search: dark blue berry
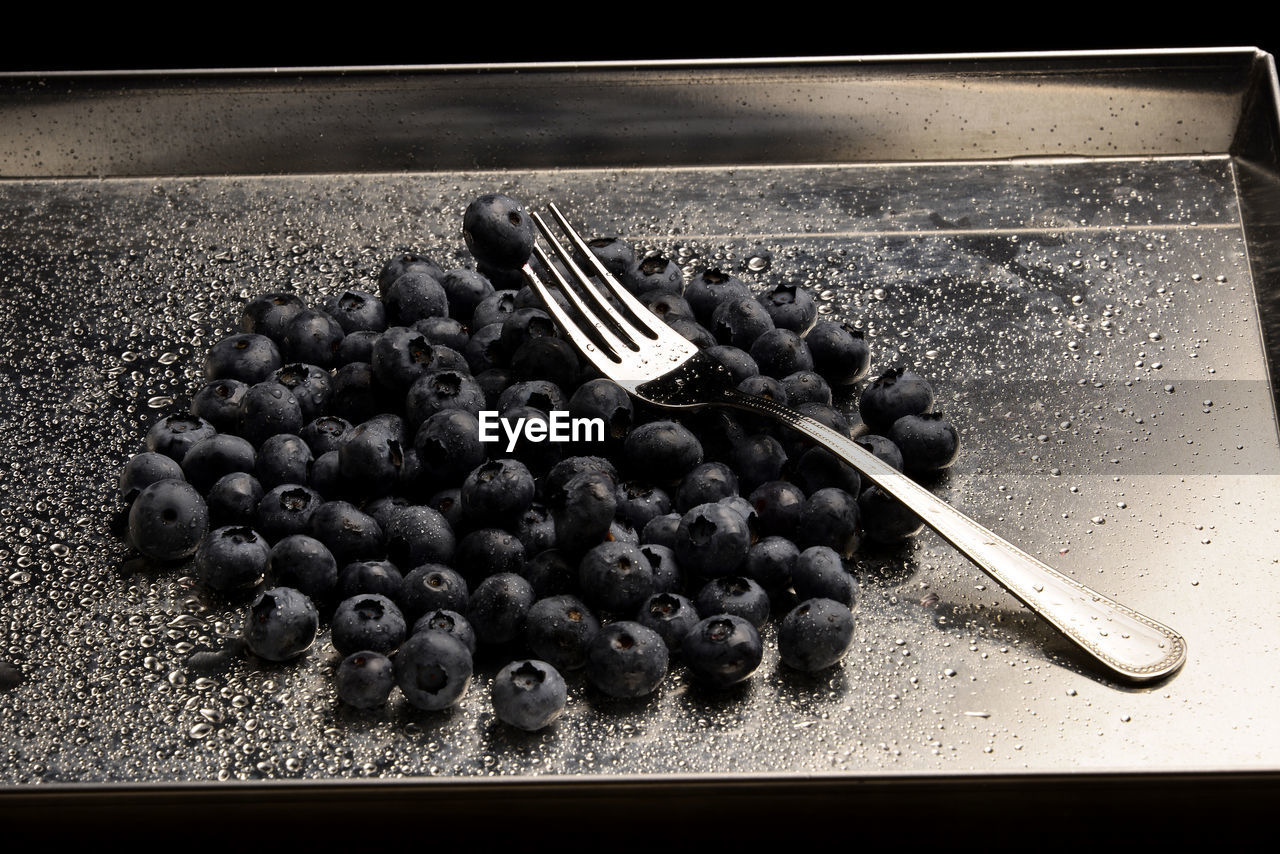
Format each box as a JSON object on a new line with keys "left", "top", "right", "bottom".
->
{"left": 267, "top": 534, "right": 338, "bottom": 601}
{"left": 585, "top": 622, "right": 668, "bottom": 699}
{"left": 859, "top": 369, "right": 934, "bottom": 434}
{"left": 120, "top": 452, "right": 185, "bottom": 504}
{"left": 204, "top": 333, "right": 283, "bottom": 384}
{"left": 145, "top": 415, "right": 217, "bottom": 463}
{"left": 128, "top": 479, "right": 208, "bottom": 561}
{"left": 331, "top": 594, "right": 407, "bottom": 656}
{"left": 336, "top": 651, "right": 395, "bottom": 709}
{"left": 492, "top": 660, "right": 567, "bottom": 731}
{"left": 463, "top": 194, "right": 536, "bottom": 270}
{"left": 395, "top": 630, "right": 473, "bottom": 710}
{"left": 779, "top": 598, "right": 854, "bottom": 671}
{"left": 889, "top": 413, "right": 960, "bottom": 474}
{"left": 195, "top": 525, "right": 268, "bottom": 591}
{"left": 525, "top": 594, "right": 600, "bottom": 671}
{"left": 243, "top": 587, "right": 318, "bottom": 661}
{"left": 681, "top": 615, "right": 763, "bottom": 688}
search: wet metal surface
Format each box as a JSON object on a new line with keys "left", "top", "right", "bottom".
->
{"left": 1, "top": 157, "right": 1278, "bottom": 784}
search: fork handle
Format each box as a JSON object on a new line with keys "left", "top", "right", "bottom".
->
{"left": 717, "top": 387, "right": 1186, "bottom": 683}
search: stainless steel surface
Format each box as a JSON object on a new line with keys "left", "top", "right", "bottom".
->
{"left": 527, "top": 204, "right": 1186, "bottom": 682}
{"left": 1, "top": 54, "right": 1279, "bottom": 792}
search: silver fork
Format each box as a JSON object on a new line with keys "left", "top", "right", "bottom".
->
{"left": 522, "top": 203, "right": 1186, "bottom": 684}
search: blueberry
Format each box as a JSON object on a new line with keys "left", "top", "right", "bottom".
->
{"left": 587, "top": 237, "right": 636, "bottom": 279}
{"left": 859, "top": 368, "right": 934, "bottom": 434}
{"left": 639, "top": 543, "right": 682, "bottom": 593}
{"left": 743, "top": 536, "right": 798, "bottom": 593}
{"left": 728, "top": 433, "right": 787, "bottom": 493}
{"left": 255, "top": 433, "right": 314, "bottom": 490}
{"left": 703, "top": 345, "right": 759, "bottom": 385}
{"left": 463, "top": 194, "right": 536, "bottom": 270}
{"left": 395, "top": 629, "right": 473, "bottom": 711}
{"left": 372, "top": 327, "right": 467, "bottom": 394}
{"left": 384, "top": 505, "right": 456, "bottom": 570}
{"left": 710, "top": 296, "right": 775, "bottom": 349}
{"left": 749, "top": 328, "right": 814, "bottom": 379}
{"left": 855, "top": 434, "right": 904, "bottom": 473}
{"left": 525, "top": 594, "right": 600, "bottom": 671}
{"left": 266, "top": 534, "right": 338, "bottom": 601}
{"left": 585, "top": 622, "right": 669, "bottom": 699}
{"left": 337, "top": 418, "right": 407, "bottom": 496}
{"left": 614, "top": 481, "right": 672, "bottom": 531}
{"left": 411, "top": 609, "right": 477, "bottom": 655}
{"left": 256, "top": 484, "right": 323, "bottom": 542}
{"left": 282, "top": 308, "right": 345, "bottom": 368}
{"left": 190, "top": 379, "right": 249, "bottom": 433}
{"left": 272, "top": 363, "right": 331, "bottom": 422}
{"left": 238, "top": 382, "right": 304, "bottom": 447}
{"left": 240, "top": 293, "right": 304, "bottom": 343}
{"left": 550, "top": 471, "right": 616, "bottom": 556}
{"left": 179, "top": 434, "right": 256, "bottom": 492}
{"left": 336, "top": 651, "right": 395, "bottom": 710}
{"left": 779, "top": 598, "right": 855, "bottom": 672}
{"left": 640, "top": 513, "right": 681, "bottom": 550}
{"left": 379, "top": 252, "right": 446, "bottom": 299}
{"left": 542, "top": 456, "right": 618, "bottom": 507}
{"left": 796, "top": 488, "right": 861, "bottom": 557}
{"left": 674, "top": 502, "right": 750, "bottom": 579}
{"left": 859, "top": 485, "right": 925, "bottom": 544}
{"left": 523, "top": 549, "right": 576, "bottom": 598}
{"left": 623, "top": 420, "right": 703, "bottom": 486}
{"left": 496, "top": 379, "right": 567, "bottom": 414}
{"left": 400, "top": 564, "right": 469, "bottom": 622}
{"left": 804, "top": 321, "right": 869, "bottom": 385}
{"left": 336, "top": 331, "right": 380, "bottom": 366}
{"left": 623, "top": 254, "right": 683, "bottom": 294}
{"left": 455, "top": 528, "right": 526, "bottom": 583}
{"left": 792, "top": 546, "right": 856, "bottom": 607}
{"left": 681, "top": 615, "right": 763, "bottom": 688}
{"left": 492, "top": 660, "right": 567, "bottom": 731}
{"left": 119, "top": 452, "right": 185, "bottom": 504}
{"left": 638, "top": 290, "right": 695, "bottom": 322}
{"left": 331, "top": 594, "right": 407, "bottom": 656}
{"left": 206, "top": 472, "right": 264, "bottom": 527}
{"left": 510, "top": 338, "right": 581, "bottom": 392}
{"left": 635, "top": 592, "right": 700, "bottom": 650}
{"left": 405, "top": 370, "right": 487, "bottom": 429}
{"left": 306, "top": 501, "right": 384, "bottom": 565}
{"left": 694, "top": 576, "right": 770, "bottom": 628}
{"left": 780, "top": 371, "right": 831, "bottom": 407}
{"left": 675, "top": 462, "right": 738, "bottom": 513}
{"left": 323, "top": 289, "right": 387, "bottom": 334}
{"left": 684, "top": 268, "right": 751, "bottom": 325}
{"left": 467, "top": 572, "right": 536, "bottom": 646}
{"left": 337, "top": 559, "right": 404, "bottom": 602}
{"left": 578, "top": 541, "right": 656, "bottom": 615}
{"left": 300, "top": 415, "right": 354, "bottom": 456}
{"left": 666, "top": 317, "right": 717, "bottom": 349}
{"left": 243, "top": 587, "right": 319, "bottom": 661}
{"left": 386, "top": 270, "right": 449, "bottom": 325}
{"left": 515, "top": 502, "right": 558, "bottom": 555}
{"left": 790, "top": 447, "right": 860, "bottom": 497}
{"left": 412, "top": 316, "right": 470, "bottom": 352}
{"left": 204, "top": 333, "right": 283, "bottom": 384}
{"left": 462, "top": 459, "right": 536, "bottom": 526}
{"left": 438, "top": 269, "right": 495, "bottom": 323}
{"left": 144, "top": 415, "right": 217, "bottom": 463}
{"left": 747, "top": 480, "right": 806, "bottom": 539}
{"left": 195, "top": 525, "right": 269, "bottom": 591}
{"left": 128, "top": 479, "right": 208, "bottom": 561}
{"left": 329, "top": 362, "right": 393, "bottom": 424}
{"left": 471, "top": 290, "right": 519, "bottom": 331}
{"left": 889, "top": 413, "right": 960, "bottom": 474}
{"left": 757, "top": 283, "right": 817, "bottom": 333}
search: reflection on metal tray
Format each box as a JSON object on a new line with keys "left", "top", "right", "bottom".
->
{"left": 1, "top": 51, "right": 1278, "bottom": 808}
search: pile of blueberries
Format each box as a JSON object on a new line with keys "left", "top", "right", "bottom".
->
{"left": 118, "top": 193, "right": 959, "bottom": 731}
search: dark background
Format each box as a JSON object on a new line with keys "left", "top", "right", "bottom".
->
{"left": 0, "top": 16, "right": 1274, "bottom": 72}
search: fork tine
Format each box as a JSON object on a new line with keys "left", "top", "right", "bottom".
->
{"left": 523, "top": 247, "right": 631, "bottom": 375}
{"left": 546, "top": 202, "right": 688, "bottom": 348}
{"left": 529, "top": 211, "right": 646, "bottom": 351}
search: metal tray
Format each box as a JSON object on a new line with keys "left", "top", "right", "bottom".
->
{"left": 3, "top": 51, "right": 1280, "bottom": 828}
